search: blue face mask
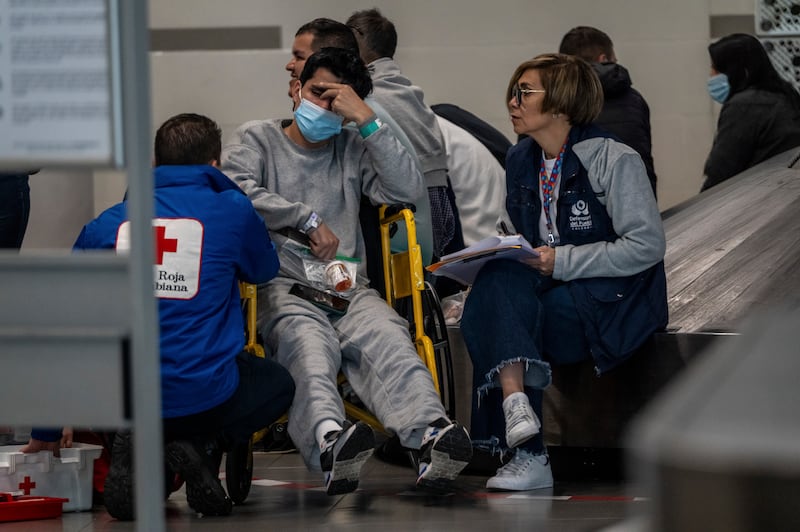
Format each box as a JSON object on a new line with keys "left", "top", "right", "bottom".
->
{"left": 293, "top": 90, "right": 342, "bottom": 142}
{"left": 707, "top": 73, "right": 730, "bottom": 104}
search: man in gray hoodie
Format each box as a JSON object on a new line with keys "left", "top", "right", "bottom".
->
{"left": 346, "top": 8, "right": 455, "bottom": 257}
{"left": 221, "top": 47, "right": 471, "bottom": 497}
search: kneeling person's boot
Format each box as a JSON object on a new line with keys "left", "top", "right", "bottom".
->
{"left": 104, "top": 431, "right": 135, "bottom": 521}
{"left": 165, "top": 439, "right": 232, "bottom": 516}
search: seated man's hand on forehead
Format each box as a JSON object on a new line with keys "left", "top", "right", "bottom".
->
{"left": 313, "top": 81, "right": 374, "bottom": 126}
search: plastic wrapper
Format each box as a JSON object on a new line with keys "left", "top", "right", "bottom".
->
{"left": 441, "top": 289, "right": 470, "bottom": 325}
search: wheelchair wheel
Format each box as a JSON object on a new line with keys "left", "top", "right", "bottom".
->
{"left": 397, "top": 282, "right": 457, "bottom": 420}
{"left": 421, "top": 281, "right": 457, "bottom": 419}
{"left": 225, "top": 439, "right": 253, "bottom": 505}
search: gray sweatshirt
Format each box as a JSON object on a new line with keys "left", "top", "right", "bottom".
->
{"left": 368, "top": 57, "right": 449, "bottom": 188}
{"left": 555, "top": 137, "right": 666, "bottom": 281}
{"left": 221, "top": 119, "right": 424, "bottom": 280}
{"left": 499, "top": 135, "right": 665, "bottom": 282}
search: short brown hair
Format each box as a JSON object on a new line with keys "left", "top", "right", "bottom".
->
{"left": 505, "top": 53, "right": 603, "bottom": 126}
{"left": 154, "top": 113, "right": 221, "bottom": 166}
{"left": 559, "top": 26, "right": 614, "bottom": 63}
{"left": 296, "top": 18, "right": 359, "bottom": 54}
{"left": 346, "top": 8, "right": 397, "bottom": 59}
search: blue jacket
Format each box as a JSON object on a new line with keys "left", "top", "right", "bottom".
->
{"left": 74, "top": 165, "right": 279, "bottom": 417}
{"left": 506, "top": 125, "right": 667, "bottom": 372}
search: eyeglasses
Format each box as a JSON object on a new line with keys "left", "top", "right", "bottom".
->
{"left": 512, "top": 85, "right": 546, "bottom": 106}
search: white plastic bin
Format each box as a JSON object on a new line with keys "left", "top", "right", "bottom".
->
{"left": 0, "top": 443, "right": 103, "bottom": 512}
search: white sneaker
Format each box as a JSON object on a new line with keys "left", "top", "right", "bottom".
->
{"left": 503, "top": 392, "right": 540, "bottom": 448}
{"left": 486, "top": 449, "right": 553, "bottom": 491}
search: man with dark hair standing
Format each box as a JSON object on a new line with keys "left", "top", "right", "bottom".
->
{"left": 26, "top": 113, "right": 295, "bottom": 520}
{"left": 559, "top": 26, "right": 658, "bottom": 198}
{"left": 346, "top": 8, "right": 455, "bottom": 258}
{"left": 285, "top": 18, "right": 361, "bottom": 98}
{"left": 222, "top": 47, "right": 471, "bottom": 496}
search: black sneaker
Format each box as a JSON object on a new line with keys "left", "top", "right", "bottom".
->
{"left": 165, "top": 439, "right": 232, "bottom": 517}
{"left": 416, "top": 418, "right": 472, "bottom": 493}
{"left": 319, "top": 421, "right": 375, "bottom": 495}
{"left": 104, "top": 431, "right": 134, "bottom": 521}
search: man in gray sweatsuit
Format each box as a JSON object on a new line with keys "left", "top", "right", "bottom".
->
{"left": 220, "top": 47, "right": 471, "bottom": 496}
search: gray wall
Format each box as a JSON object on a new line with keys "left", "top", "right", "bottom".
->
{"left": 23, "top": 0, "right": 755, "bottom": 249}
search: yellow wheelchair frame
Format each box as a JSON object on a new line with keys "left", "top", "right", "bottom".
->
{"left": 239, "top": 282, "right": 264, "bottom": 359}
{"left": 227, "top": 205, "right": 451, "bottom": 503}
{"left": 338, "top": 205, "right": 442, "bottom": 429}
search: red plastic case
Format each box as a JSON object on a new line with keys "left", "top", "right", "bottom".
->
{"left": 0, "top": 492, "right": 69, "bottom": 522}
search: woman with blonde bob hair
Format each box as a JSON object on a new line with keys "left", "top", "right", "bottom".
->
{"left": 459, "top": 53, "right": 668, "bottom": 491}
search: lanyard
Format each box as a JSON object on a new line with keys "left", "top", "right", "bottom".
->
{"left": 539, "top": 140, "right": 568, "bottom": 246}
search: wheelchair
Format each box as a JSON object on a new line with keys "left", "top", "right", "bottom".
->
{"left": 344, "top": 204, "right": 456, "bottom": 426}
{"left": 220, "top": 281, "right": 266, "bottom": 505}
{"left": 223, "top": 204, "right": 455, "bottom": 504}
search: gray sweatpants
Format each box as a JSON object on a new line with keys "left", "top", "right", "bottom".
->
{"left": 259, "top": 277, "right": 446, "bottom": 470}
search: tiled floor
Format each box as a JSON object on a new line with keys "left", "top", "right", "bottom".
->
{"left": 5, "top": 449, "right": 646, "bottom": 531}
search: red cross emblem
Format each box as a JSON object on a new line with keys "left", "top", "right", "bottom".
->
{"left": 18, "top": 476, "right": 36, "bottom": 495}
{"left": 154, "top": 225, "right": 178, "bottom": 265}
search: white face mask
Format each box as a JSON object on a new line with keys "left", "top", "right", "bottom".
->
{"left": 293, "top": 89, "right": 342, "bottom": 142}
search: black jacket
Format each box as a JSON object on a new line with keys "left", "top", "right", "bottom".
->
{"left": 593, "top": 62, "right": 657, "bottom": 198}
{"left": 703, "top": 88, "right": 800, "bottom": 191}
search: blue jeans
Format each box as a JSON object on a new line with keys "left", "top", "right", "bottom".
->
{"left": 460, "top": 260, "right": 590, "bottom": 455}
{"left": 0, "top": 174, "right": 30, "bottom": 249}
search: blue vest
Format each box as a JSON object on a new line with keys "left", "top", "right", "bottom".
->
{"left": 506, "top": 126, "right": 667, "bottom": 372}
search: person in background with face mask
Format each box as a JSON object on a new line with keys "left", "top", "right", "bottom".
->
{"left": 220, "top": 47, "right": 472, "bottom": 497}
{"left": 703, "top": 33, "right": 800, "bottom": 191}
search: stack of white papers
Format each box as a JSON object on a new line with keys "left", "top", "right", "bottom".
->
{"left": 426, "top": 234, "right": 539, "bottom": 285}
